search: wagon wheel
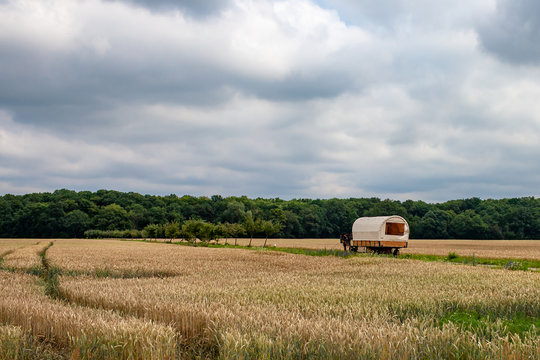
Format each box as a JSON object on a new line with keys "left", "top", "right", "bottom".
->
{"left": 393, "top": 248, "right": 400, "bottom": 257}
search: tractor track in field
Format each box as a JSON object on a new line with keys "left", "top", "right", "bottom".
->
{"left": 35, "top": 241, "right": 178, "bottom": 301}
{"left": 31, "top": 241, "right": 215, "bottom": 357}
{"left": 0, "top": 242, "right": 44, "bottom": 273}
{"left": 0, "top": 241, "right": 42, "bottom": 261}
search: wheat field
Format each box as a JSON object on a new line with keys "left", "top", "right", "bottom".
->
{"left": 0, "top": 238, "right": 539, "bottom": 359}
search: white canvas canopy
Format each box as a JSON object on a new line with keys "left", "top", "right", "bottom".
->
{"left": 352, "top": 215, "right": 409, "bottom": 242}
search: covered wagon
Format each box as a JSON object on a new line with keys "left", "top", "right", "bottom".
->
{"left": 341, "top": 215, "right": 409, "bottom": 256}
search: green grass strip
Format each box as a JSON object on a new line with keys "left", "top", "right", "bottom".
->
{"left": 400, "top": 253, "right": 540, "bottom": 271}
{"left": 36, "top": 242, "right": 64, "bottom": 299}
{"left": 440, "top": 310, "right": 540, "bottom": 338}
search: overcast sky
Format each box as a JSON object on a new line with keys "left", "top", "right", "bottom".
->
{"left": 1, "top": 0, "right": 539, "bottom": 202}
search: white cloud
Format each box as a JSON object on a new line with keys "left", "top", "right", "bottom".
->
{"left": 0, "top": 0, "right": 538, "bottom": 201}
{"left": 0, "top": 0, "right": 78, "bottom": 52}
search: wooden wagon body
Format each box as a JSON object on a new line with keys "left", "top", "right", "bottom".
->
{"left": 350, "top": 215, "right": 409, "bottom": 255}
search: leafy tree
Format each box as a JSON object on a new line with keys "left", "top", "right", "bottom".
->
{"left": 181, "top": 219, "right": 215, "bottom": 244}
{"left": 271, "top": 208, "right": 287, "bottom": 225}
{"left": 260, "top": 220, "right": 281, "bottom": 247}
{"left": 14, "top": 202, "right": 61, "bottom": 237}
{"left": 299, "top": 206, "right": 323, "bottom": 237}
{"left": 62, "top": 210, "right": 90, "bottom": 237}
{"left": 128, "top": 204, "right": 148, "bottom": 229}
{"left": 403, "top": 200, "right": 431, "bottom": 218}
{"left": 164, "top": 221, "right": 180, "bottom": 242}
{"left": 214, "top": 222, "right": 229, "bottom": 244}
{"left": 220, "top": 201, "right": 246, "bottom": 223}
{"left": 322, "top": 199, "right": 358, "bottom": 235}
{"left": 415, "top": 210, "right": 452, "bottom": 239}
{"left": 365, "top": 199, "right": 408, "bottom": 218}
{"left": 281, "top": 210, "right": 302, "bottom": 238}
{"left": 229, "top": 223, "right": 246, "bottom": 246}
{"left": 165, "top": 203, "right": 184, "bottom": 223}
{"left": 197, "top": 222, "right": 216, "bottom": 243}
{"left": 92, "top": 204, "right": 130, "bottom": 231}
{"left": 148, "top": 206, "right": 168, "bottom": 225}
{"left": 0, "top": 199, "right": 15, "bottom": 237}
{"left": 143, "top": 224, "right": 160, "bottom": 240}
{"left": 503, "top": 203, "right": 538, "bottom": 239}
{"left": 194, "top": 197, "right": 215, "bottom": 222}
{"left": 450, "top": 210, "right": 489, "bottom": 239}
{"left": 181, "top": 219, "right": 200, "bottom": 244}
{"left": 243, "top": 211, "right": 257, "bottom": 247}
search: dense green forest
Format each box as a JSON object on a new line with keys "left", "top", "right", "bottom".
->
{"left": 0, "top": 189, "right": 538, "bottom": 239}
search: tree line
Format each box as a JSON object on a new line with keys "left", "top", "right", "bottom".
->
{"left": 0, "top": 189, "right": 538, "bottom": 239}
{"left": 84, "top": 215, "right": 280, "bottom": 247}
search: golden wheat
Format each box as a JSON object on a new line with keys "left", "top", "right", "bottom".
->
{"left": 0, "top": 239, "right": 41, "bottom": 253}
{"left": 2, "top": 238, "right": 539, "bottom": 358}
{"left": 47, "top": 239, "right": 311, "bottom": 276}
{"left": 0, "top": 325, "right": 26, "bottom": 360}
{"left": 55, "top": 240, "right": 540, "bottom": 359}
{"left": 0, "top": 271, "right": 178, "bottom": 359}
{"left": 1, "top": 241, "right": 48, "bottom": 270}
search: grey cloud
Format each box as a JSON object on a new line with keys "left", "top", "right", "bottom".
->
{"left": 104, "top": 0, "right": 232, "bottom": 17}
{"left": 477, "top": 0, "right": 540, "bottom": 65}
{"left": 248, "top": 70, "right": 360, "bottom": 102}
{"left": 317, "top": 0, "right": 481, "bottom": 30}
{"left": 0, "top": 35, "right": 364, "bottom": 132}
{"left": 317, "top": 0, "right": 414, "bottom": 28}
{"left": 0, "top": 52, "right": 235, "bottom": 129}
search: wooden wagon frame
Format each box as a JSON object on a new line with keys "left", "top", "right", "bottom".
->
{"left": 346, "top": 215, "right": 409, "bottom": 256}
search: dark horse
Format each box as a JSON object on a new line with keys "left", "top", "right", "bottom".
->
{"left": 339, "top": 233, "right": 352, "bottom": 251}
